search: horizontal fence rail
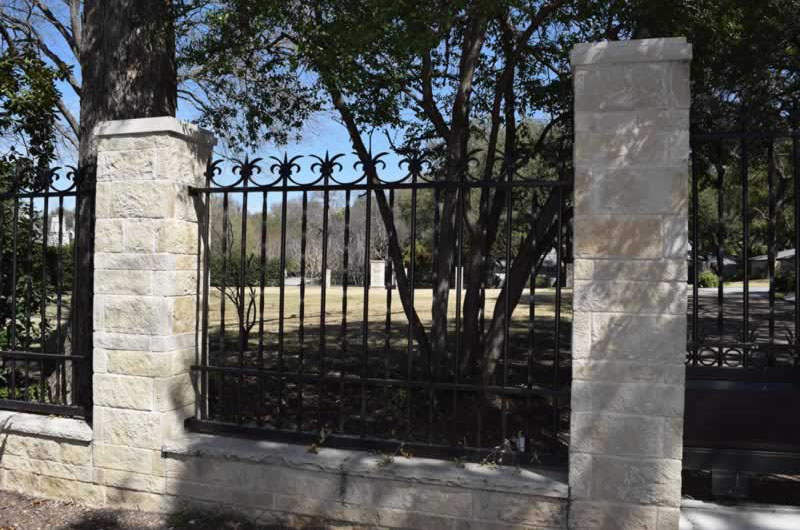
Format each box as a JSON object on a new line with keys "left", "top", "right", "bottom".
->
{"left": 689, "top": 130, "right": 800, "bottom": 372}
{"left": 190, "top": 150, "right": 573, "bottom": 463}
{"left": 0, "top": 160, "right": 91, "bottom": 416}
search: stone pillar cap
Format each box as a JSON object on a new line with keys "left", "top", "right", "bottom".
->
{"left": 93, "top": 116, "right": 216, "bottom": 147}
{"left": 571, "top": 37, "right": 692, "bottom": 67}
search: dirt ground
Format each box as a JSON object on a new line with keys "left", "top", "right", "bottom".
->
{"left": 0, "top": 490, "right": 312, "bottom": 530}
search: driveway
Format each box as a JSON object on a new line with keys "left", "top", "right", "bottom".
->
{"left": 682, "top": 500, "right": 800, "bottom": 530}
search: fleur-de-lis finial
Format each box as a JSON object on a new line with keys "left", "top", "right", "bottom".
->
{"left": 354, "top": 148, "right": 388, "bottom": 174}
{"left": 399, "top": 149, "right": 430, "bottom": 178}
{"left": 269, "top": 152, "right": 302, "bottom": 180}
{"left": 310, "top": 151, "right": 344, "bottom": 178}
{"left": 233, "top": 155, "right": 264, "bottom": 183}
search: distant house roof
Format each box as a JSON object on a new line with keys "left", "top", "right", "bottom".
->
{"left": 751, "top": 249, "right": 796, "bottom": 262}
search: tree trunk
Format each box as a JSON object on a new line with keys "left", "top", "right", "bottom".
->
{"left": 481, "top": 194, "right": 570, "bottom": 385}
{"left": 75, "top": 0, "right": 176, "bottom": 410}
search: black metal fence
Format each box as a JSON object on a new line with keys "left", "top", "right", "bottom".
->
{"left": 0, "top": 159, "right": 91, "bottom": 416}
{"left": 689, "top": 130, "right": 800, "bottom": 369}
{"left": 189, "top": 150, "right": 572, "bottom": 463}
{"left": 685, "top": 129, "right": 800, "bottom": 470}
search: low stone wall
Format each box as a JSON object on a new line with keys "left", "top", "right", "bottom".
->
{"left": 0, "top": 411, "right": 100, "bottom": 504}
{"left": 162, "top": 435, "right": 568, "bottom": 529}
{"left": 0, "top": 410, "right": 568, "bottom": 529}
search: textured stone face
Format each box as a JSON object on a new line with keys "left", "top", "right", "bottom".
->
{"left": 89, "top": 119, "right": 212, "bottom": 511}
{"left": 569, "top": 37, "right": 690, "bottom": 530}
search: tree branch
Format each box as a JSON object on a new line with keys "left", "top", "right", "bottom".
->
{"left": 420, "top": 51, "right": 450, "bottom": 139}
{"left": 1, "top": 15, "right": 82, "bottom": 96}
{"left": 30, "top": 0, "right": 80, "bottom": 58}
{"left": 68, "top": 0, "right": 81, "bottom": 51}
{"left": 54, "top": 119, "right": 78, "bottom": 150}
{"left": 55, "top": 97, "right": 79, "bottom": 139}
{"left": 324, "top": 77, "right": 433, "bottom": 360}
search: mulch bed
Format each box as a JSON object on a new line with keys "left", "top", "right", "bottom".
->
{"left": 0, "top": 490, "right": 310, "bottom": 530}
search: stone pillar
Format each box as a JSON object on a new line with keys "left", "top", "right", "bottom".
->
{"left": 569, "top": 38, "right": 691, "bottom": 530}
{"left": 92, "top": 117, "right": 214, "bottom": 509}
{"left": 370, "top": 259, "right": 386, "bottom": 288}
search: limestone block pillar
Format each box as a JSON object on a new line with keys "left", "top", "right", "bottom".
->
{"left": 91, "top": 117, "right": 214, "bottom": 509}
{"left": 569, "top": 38, "right": 691, "bottom": 530}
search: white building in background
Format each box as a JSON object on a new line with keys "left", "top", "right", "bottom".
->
{"left": 46, "top": 209, "right": 76, "bottom": 247}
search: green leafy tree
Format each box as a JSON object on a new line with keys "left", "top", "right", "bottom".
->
{"left": 182, "top": 0, "right": 584, "bottom": 383}
{"left": 180, "top": 0, "right": 799, "bottom": 383}
{"left": 1, "top": 40, "right": 62, "bottom": 356}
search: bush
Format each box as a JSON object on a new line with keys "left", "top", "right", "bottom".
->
{"left": 774, "top": 267, "right": 796, "bottom": 294}
{"left": 534, "top": 275, "right": 552, "bottom": 288}
{"left": 209, "top": 253, "right": 286, "bottom": 287}
{"left": 697, "top": 270, "right": 720, "bottom": 288}
{"left": 721, "top": 267, "right": 743, "bottom": 283}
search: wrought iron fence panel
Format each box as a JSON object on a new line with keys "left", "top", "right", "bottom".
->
{"left": 683, "top": 128, "right": 800, "bottom": 472}
{"left": 0, "top": 159, "right": 91, "bottom": 416}
{"left": 190, "top": 150, "right": 573, "bottom": 464}
{"left": 689, "top": 130, "right": 800, "bottom": 371}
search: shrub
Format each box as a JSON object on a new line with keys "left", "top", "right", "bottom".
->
{"left": 697, "top": 270, "right": 720, "bottom": 288}
{"left": 720, "top": 266, "right": 743, "bottom": 282}
{"left": 210, "top": 253, "right": 286, "bottom": 287}
{"left": 774, "top": 267, "right": 796, "bottom": 294}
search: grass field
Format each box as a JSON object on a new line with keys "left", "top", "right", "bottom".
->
{"left": 719, "top": 279, "right": 771, "bottom": 289}
{"left": 205, "top": 285, "right": 573, "bottom": 334}
{"left": 198, "top": 285, "right": 574, "bottom": 451}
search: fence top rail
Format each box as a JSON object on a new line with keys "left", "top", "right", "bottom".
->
{"left": 189, "top": 177, "right": 572, "bottom": 195}
{"left": 189, "top": 151, "right": 572, "bottom": 194}
{"left": 0, "top": 165, "right": 88, "bottom": 200}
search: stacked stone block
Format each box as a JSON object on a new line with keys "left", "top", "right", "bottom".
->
{"left": 161, "top": 436, "right": 569, "bottom": 529}
{"left": 90, "top": 117, "right": 213, "bottom": 511}
{"left": 569, "top": 38, "right": 691, "bottom": 530}
{"left": 0, "top": 412, "right": 99, "bottom": 503}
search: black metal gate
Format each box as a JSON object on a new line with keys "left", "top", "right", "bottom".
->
{"left": 686, "top": 129, "right": 800, "bottom": 473}
{"left": 0, "top": 158, "right": 92, "bottom": 417}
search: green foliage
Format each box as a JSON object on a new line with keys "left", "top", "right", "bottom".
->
{"left": 697, "top": 270, "right": 720, "bottom": 288}
{"left": 0, "top": 42, "right": 63, "bottom": 354}
{"left": 0, "top": 179, "right": 50, "bottom": 351}
{"left": 402, "top": 241, "right": 434, "bottom": 287}
{"left": 46, "top": 243, "right": 75, "bottom": 292}
{"left": 0, "top": 45, "right": 63, "bottom": 164}
{"left": 775, "top": 267, "right": 796, "bottom": 294}
{"left": 177, "top": 0, "right": 587, "bottom": 152}
{"left": 210, "top": 253, "right": 287, "bottom": 287}
{"left": 178, "top": 0, "right": 799, "bottom": 152}
{"left": 0, "top": 382, "right": 43, "bottom": 401}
